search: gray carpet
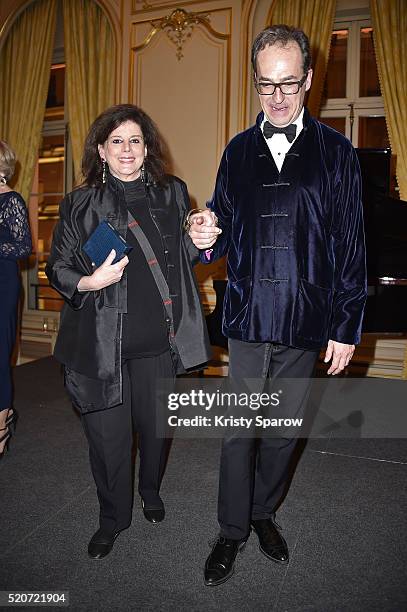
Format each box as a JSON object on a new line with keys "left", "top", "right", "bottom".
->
{"left": 0, "top": 358, "right": 406, "bottom": 611}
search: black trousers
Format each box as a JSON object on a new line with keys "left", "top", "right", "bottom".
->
{"left": 218, "top": 339, "right": 318, "bottom": 540}
{"left": 81, "top": 350, "right": 174, "bottom": 534}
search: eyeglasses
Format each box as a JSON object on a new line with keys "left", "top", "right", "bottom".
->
{"left": 254, "top": 74, "right": 307, "bottom": 96}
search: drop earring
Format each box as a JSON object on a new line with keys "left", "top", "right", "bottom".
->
{"left": 102, "top": 159, "right": 107, "bottom": 184}
{"left": 0, "top": 176, "right": 7, "bottom": 185}
{"left": 140, "top": 163, "right": 145, "bottom": 183}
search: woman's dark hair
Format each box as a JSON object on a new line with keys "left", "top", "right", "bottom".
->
{"left": 81, "top": 104, "right": 167, "bottom": 187}
{"left": 251, "top": 25, "right": 311, "bottom": 76}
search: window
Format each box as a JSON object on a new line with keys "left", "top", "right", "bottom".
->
{"left": 320, "top": 21, "right": 389, "bottom": 151}
{"left": 323, "top": 29, "right": 348, "bottom": 100}
{"left": 27, "top": 62, "right": 73, "bottom": 312}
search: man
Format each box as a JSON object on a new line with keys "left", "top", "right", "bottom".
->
{"left": 189, "top": 24, "right": 366, "bottom": 586}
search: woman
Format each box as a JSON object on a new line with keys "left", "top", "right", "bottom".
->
{"left": 46, "top": 104, "right": 217, "bottom": 559}
{"left": 0, "top": 140, "right": 32, "bottom": 459}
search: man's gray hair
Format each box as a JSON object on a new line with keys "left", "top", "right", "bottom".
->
{"left": 251, "top": 24, "right": 312, "bottom": 76}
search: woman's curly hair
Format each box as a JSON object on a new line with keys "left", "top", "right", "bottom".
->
{"left": 81, "top": 104, "right": 167, "bottom": 187}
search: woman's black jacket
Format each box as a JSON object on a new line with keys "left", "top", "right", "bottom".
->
{"left": 45, "top": 174, "right": 211, "bottom": 412}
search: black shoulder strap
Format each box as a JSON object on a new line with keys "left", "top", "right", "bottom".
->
{"left": 127, "top": 211, "right": 176, "bottom": 344}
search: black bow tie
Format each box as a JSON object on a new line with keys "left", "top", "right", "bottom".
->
{"left": 263, "top": 121, "right": 297, "bottom": 143}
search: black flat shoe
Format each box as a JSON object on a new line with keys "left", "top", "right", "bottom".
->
{"left": 88, "top": 529, "right": 119, "bottom": 559}
{"left": 251, "top": 518, "right": 289, "bottom": 564}
{"left": 204, "top": 536, "right": 247, "bottom": 586}
{"left": 141, "top": 500, "right": 165, "bottom": 523}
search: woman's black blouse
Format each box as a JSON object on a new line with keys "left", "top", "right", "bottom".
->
{"left": 121, "top": 178, "right": 169, "bottom": 358}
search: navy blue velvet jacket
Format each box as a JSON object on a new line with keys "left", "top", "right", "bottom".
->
{"left": 202, "top": 108, "right": 367, "bottom": 350}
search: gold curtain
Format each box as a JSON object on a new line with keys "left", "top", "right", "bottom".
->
{"left": 266, "top": 0, "right": 336, "bottom": 117}
{"left": 63, "top": 0, "right": 115, "bottom": 182}
{"left": 0, "top": 0, "right": 57, "bottom": 202}
{"left": 371, "top": 0, "right": 407, "bottom": 200}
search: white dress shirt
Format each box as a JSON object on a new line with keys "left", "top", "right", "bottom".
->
{"left": 261, "top": 108, "right": 304, "bottom": 172}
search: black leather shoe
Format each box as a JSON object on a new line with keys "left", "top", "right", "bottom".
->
{"left": 204, "top": 536, "right": 247, "bottom": 586}
{"left": 142, "top": 500, "right": 165, "bottom": 523}
{"left": 88, "top": 529, "right": 119, "bottom": 560}
{"left": 251, "top": 518, "right": 289, "bottom": 564}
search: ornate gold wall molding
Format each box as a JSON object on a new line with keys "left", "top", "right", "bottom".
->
{"left": 152, "top": 8, "right": 211, "bottom": 60}
{"left": 130, "top": 7, "right": 231, "bottom": 151}
{"left": 129, "top": 4, "right": 232, "bottom": 212}
{"left": 133, "top": 7, "right": 228, "bottom": 60}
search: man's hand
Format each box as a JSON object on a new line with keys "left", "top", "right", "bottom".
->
{"left": 188, "top": 209, "right": 222, "bottom": 250}
{"left": 324, "top": 339, "right": 355, "bottom": 375}
{"left": 77, "top": 249, "right": 129, "bottom": 291}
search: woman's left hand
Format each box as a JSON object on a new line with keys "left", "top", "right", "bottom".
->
{"left": 77, "top": 249, "right": 129, "bottom": 291}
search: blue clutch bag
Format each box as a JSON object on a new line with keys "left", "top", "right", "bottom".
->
{"left": 83, "top": 220, "right": 133, "bottom": 267}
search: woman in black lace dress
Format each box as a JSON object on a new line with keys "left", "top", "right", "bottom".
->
{"left": 0, "top": 140, "right": 32, "bottom": 458}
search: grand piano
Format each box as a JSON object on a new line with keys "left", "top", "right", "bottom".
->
{"left": 357, "top": 148, "right": 407, "bottom": 332}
